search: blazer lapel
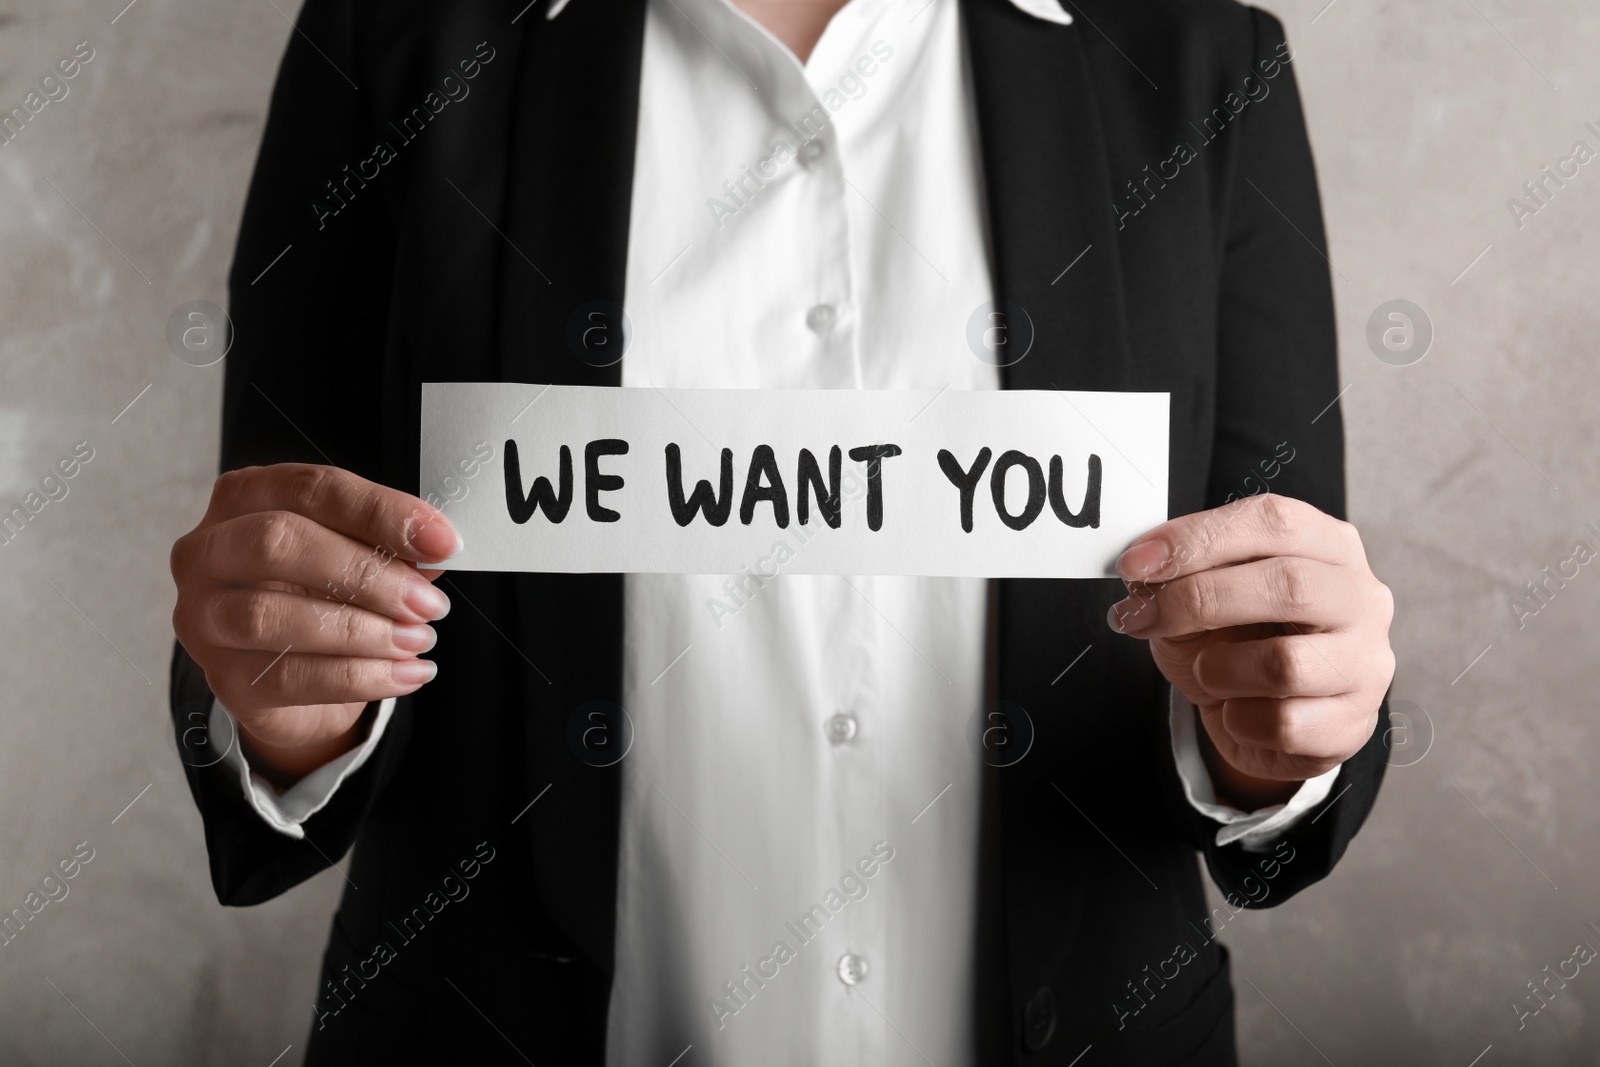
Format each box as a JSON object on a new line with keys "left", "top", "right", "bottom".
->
{"left": 497, "top": 0, "right": 647, "bottom": 389}
{"left": 495, "top": 0, "right": 649, "bottom": 976}
{"left": 965, "top": 0, "right": 1132, "bottom": 395}
{"left": 965, "top": 0, "right": 1133, "bottom": 1039}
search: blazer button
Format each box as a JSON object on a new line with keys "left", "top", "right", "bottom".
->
{"left": 1022, "top": 985, "right": 1057, "bottom": 1052}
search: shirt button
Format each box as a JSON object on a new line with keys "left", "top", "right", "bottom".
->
{"left": 798, "top": 139, "right": 825, "bottom": 167}
{"left": 836, "top": 953, "right": 869, "bottom": 986}
{"left": 826, "top": 711, "right": 857, "bottom": 744}
{"left": 805, "top": 304, "right": 836, "bottom": 335}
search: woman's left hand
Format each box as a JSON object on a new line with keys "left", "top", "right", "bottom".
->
{"left": 1108, "top": 493, "right": 1395, "bottom": 805}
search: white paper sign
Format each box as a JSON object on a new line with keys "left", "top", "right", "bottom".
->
{"left": 420, "top": 384, "right": 1167, "bottom": 578}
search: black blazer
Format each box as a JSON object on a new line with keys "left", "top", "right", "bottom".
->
{"left": 169, "top": 1, "right": 1389, "bottom": 1063}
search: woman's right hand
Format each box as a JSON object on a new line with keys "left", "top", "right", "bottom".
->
{"left": 170, "top": 463, "right": 458, "bottom": 786}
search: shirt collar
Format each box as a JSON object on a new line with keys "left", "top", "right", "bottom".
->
{"left": 545, "top": 0, "right": 1071, "bottom": 26}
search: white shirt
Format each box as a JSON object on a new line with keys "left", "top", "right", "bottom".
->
{"left": 213, "top": 1, "right": 1338, "bottom": 1063}
{"left": 614, "top": 0, "right": 996, "bottom": 1062}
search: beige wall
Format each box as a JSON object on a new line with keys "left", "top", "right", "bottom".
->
{"left": 1, "top": 0, "right": 1597, "bottom": 1062}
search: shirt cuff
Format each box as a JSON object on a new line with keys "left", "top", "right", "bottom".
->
{"left": 211, "top": 697, "right": 396, "bottom": 840}
{"left": 1169, "top": 687, "right": 1340, "bottom": 852}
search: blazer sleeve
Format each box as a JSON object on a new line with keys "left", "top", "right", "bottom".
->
{"left": 1174, "top": 6, "right": 1390, "bottom": 906}
{"left": 168, "top": 0, "right": 414, "bottom": 906}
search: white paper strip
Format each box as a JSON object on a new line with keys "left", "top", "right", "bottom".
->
{"left": 420, "top": 383, "right": 1167, "bottom": 578}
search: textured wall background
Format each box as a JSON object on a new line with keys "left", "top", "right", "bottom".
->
{"left": 1, "top": 0, "right": 1597, "bottom": 1063}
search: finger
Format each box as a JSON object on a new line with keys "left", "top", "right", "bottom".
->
{"left": 191, "top": 512, "right": 451, "bottom": 622}
{"left": 207, "top": 463, "right": 460, "bottom": 562}
{"left": 1116, "top": 493, "right": 1361, "bottom": 582}
{"left": 1192, "top": 634, "right": 1355, "bottom": 700}
{"left": 1218, "top": 695, "right": 1372, "bottom": 763}
{"left": 1109, "top": 557, "right": 1364, "bottom": 637}
{"left": 203, "top": 589, "right": 436, "bottom": 659}
{"left": 209, "top": 649, "right": 436, "bottom": 712}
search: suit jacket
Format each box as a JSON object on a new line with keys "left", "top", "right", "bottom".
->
{"left": 169, "top": 0, "right": 1389, "bottom": 1062}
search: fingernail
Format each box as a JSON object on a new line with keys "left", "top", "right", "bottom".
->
{"left": 403, "top": 577, "right": 451, "bottom": 621}
{"left": 392, "top": 623, "right": 436, "bottom": 655}
{"left": 1107, "top": 595, "right": 1157, "bottom": 634}
{"left": 1116, "top": 538, "right": 1171, "bottom": 581}
{"left": 392, "top": 659, "right": 438, "bottom": 686}
{"left": 409, "top": 516, "right": 462, "bottom": 561}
